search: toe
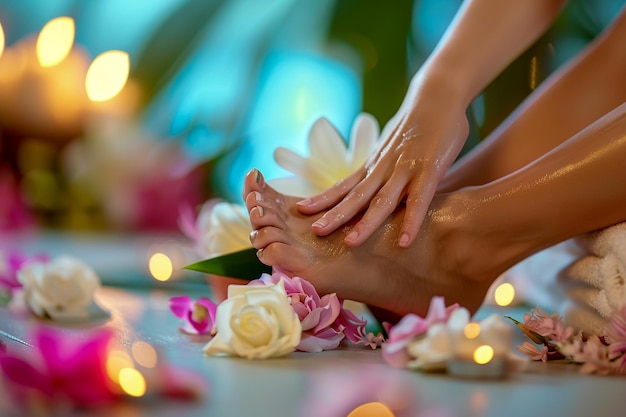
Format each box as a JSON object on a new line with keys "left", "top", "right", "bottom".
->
{"left": 249, "top": 205, "right": 287, "bottom": 230}
{"left": 249, "top": 226, "right": 291, "bottom": 249}
{"left": 257, "top": 242, "right": 307, "bottom": 275}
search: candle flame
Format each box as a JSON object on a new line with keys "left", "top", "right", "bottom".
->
{"left": 0, "top": 21, "right": 5, "bottom": 60}
{"left": 149, "top": 252, "right": 173, "bottom": 281}
{"left": 85, "top": 50, "right": 130, "bottom": 102}
{"left": 118, "top": 368, "right": 146, "bottom": 397}
{"left": 36, "top": 17, "right": 75, "bottom": 67}
{"left": 473, "top": 345, "right": 494, "bottom": 365}
{"left": 494, "top": 283, "right": 515, "bottom": 307}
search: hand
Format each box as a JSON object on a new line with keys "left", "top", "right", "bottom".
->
{"left": 296, "top": 83, "right": 470, "bottom": 248}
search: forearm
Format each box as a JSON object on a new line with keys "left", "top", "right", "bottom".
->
{"left": 414, "top": 0, "right": 566, "bottom": 106}
{"left": 456, "top": 103, "right": 626, "bottom": 276}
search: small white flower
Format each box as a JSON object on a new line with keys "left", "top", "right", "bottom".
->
{"left": 17, "top": 256, "right": 101, "bottom": 321}
{"left": 270, "top": 113, "right": 380, "bottom": 197}
{"left": 196, "top": 201, "right": 252, "bottom": 257}
{"left": 203, "top": 281, "right": 302, "bottom": 359}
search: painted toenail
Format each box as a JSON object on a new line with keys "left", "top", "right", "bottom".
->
{"left": 249, "top": 230, "right": 258, "bottom": 243}
{"left": 312, "top": 218, "right": 328, "bottom": 229}
{"left": 255, "top": 170, "right": 265, "bottom": 188}
{"left": 254, "top": 191, "right": 263, "bottom": 202}
{"left": 399, "top": 233, "right": 410, "bottom": 247}
{"left": 256, "top": 206, "right": 264, "bottom": 217}
{"left": 256, "top": 248, "right": 263, "bottom": 259}
{"left": 345, "top": 230, "right": 359, "bottom": 243}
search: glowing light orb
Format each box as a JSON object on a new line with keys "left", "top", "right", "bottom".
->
{"left": 463, "top": 323, "right": 481, "bottom": 340}
{"left": 473, "top": 345, "right": 495, "bottom": 365}
{"left": 118, "top": 368, "right": 146, "bottom": 397}
{"left": 149, "top": 252, "right": 173, "bottom": 281}
{"left": 85, "top": 50, "right": 130, "bottom": 102}
{"left": 494, "top": 282, "right": 515, "bottom": 307}
{"left": 36, "top": 17, "right": 75, "bottom": 67}
{"left": 131, "top": 341, "right": 158, "bottom": 368}
{"left": 106, "top": 350, "right": 133, "bottom": 384}
{"left": 0, "top": 21, "right": 5, "bottom": 59}
{"left": 347, "top": 402, "right": 395, "bottom": 417}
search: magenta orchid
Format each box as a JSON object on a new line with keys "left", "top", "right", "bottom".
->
{"left": 169, "top": 295, "right": 218, "bottom": 335}
{"left": 382, "top": 297, "right": 459, "bottom": 368}
{"left": 250, "top": 271, "right": 373, "bottom": 352}
{"left": 0, "top": 326, "right": 118, "bottom": 409}
{"left": 0, "top": 250, "right": 48, "bottom": 295}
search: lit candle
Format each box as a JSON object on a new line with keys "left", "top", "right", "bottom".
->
{"left": 448, "top": 314, "right": 514, "bottom": 379}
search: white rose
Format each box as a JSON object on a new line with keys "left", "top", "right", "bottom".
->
{"left": 17, "top": 256, "right": 101, "bottom": 321}
{"left": 203, "top": 282, "right": 301, "bottom": 359}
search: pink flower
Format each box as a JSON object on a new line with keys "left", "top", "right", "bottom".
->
{"left": 0, "top": 326, "right": 117, "bottom": 408}
{"left": 169, "top": 296, "right": 217, "bottom": 335}
{"left": 522, "top": 307, "right": 573, "bottom": 343}
{"left": 251, "top": 271, "right": 370, "bottom": 352}
{"left": 0, "top": 250, "right": 48, "bottom": 293}
{"left": 607, "top": 306, "right": 626, "bottom": 373}
{"left": 517, "top": 342, "right": 549, "bottom": 362}
{"left": 382, "top": 297, "right": 459, "bottom": 368}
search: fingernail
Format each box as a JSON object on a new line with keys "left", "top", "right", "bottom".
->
{"left": 297, "top": 198, "right": 312, "bottom": 207}
{"left": 256, "top": 206, "right": 264, "bottom": 217}
{"left": 254, "top": 191, "right": 263, "bottom": 202}
{"left": 345, "top": 230, "right": 358, "bottom": 243}
{"left": 312, "top": 217, "right": 328, "bottom": 229}
{"left": 399, "top": 233, "right": 410, "bottom": 247}
{"left": 249, "top": 230, "right": 258, "bottom": 244}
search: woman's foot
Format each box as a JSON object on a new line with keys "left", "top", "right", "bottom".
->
{"left": 242, "top": 169, "right": 496, "bottom": 318}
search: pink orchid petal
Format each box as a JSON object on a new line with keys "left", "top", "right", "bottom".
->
{"left": 313, "top": 295, "right": 341, "bottom": 333}
{"left": 196, "top": 296, "right": 218, "bottom": 324}
{"left": 169, "top": 295, "right": 193, "bottom": 319}
{"left": 0, "top": 355, "right": 53, "bottom": 396}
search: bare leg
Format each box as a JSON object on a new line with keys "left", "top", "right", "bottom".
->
{"left": 439, "top": 6, "right": 626, "bottom": 191}
{"left": 244, "top": 102, "right": 626, "bottom": 318}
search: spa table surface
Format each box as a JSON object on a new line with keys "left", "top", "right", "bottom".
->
{"left": 2, "top": 283, "right": 625, "bottom": 417}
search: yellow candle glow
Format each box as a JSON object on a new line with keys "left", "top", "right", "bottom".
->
{"left": 494, "top": 282, "right": 515, "bottom": 307}
{"left": 473, "top": 345, "right": 495, "bottom": 365}
{"left": 36, "top": 17, "right": 75, "bottom": 67}
{"left": 0, "top": 21, "right": 5, "bottom": 59}
{"left": 347, "top": 402, "right": 395, "bottom": 417}
{"left": 118, "top": 368, "right": 147, "bottom": 397}
{"left": 85, "top": 50, "right": 130, "bottom": 102}
{"left": 149, "top": 252, "right": 173, "bottom": 281}
{"left": 463, "top": 322, "right": 481, "bottom": 339}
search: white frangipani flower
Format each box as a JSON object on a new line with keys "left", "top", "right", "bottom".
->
{"left": 270, "top": 113, "right": 380, "bottom": 197}
{"left": 195, "top": 200, "right": 252, "bottom": 257}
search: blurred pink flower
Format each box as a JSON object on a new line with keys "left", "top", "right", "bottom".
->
{"left": 0, "top": 326, "right": 117, "bottom": 408}
{"left": 607, "top": 306, "right": 626, "bottom": 373}
{"left": 522, "top": 307, "right": 573, "bottom": 343}
{"left": 251, "top": 271, "right": 370, "bottom": 353}
{"left": 517, "top": 342, "right": 549, "bottom": 362}
{"left": 0, "top": 250, "right": 48, "bottom": 293}
{"left": 382, "top": 297, "right": 459, "bottom": 368}
{"left": 169, "top": 295, "right": 217, "bottom": 335}
{"left": 0, "top": 169, "right": 34, "bottom": 232}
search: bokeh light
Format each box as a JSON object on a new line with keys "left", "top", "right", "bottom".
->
{"left": 347, "top": 402, "right": 395, "bottom": 417}
{"left": 106, "top": 349, "right": 134, "bottom": 384}
{"left": 36, "top": 16, "right": 75, "bottom": 67}
{"left": 131, "top": 341, "right": 158, "bottom": 368}
{"left": 85, "top": 50, "right": 130, "bottom": 101}
{"left": 118, "top": 367, "right": 147, "bottom": 397}
{"left": 473, "top": 345, "right": 495, "bottom": 365}
{"left": 0, "top": 20, "right": 5, "bottom": 59}
{"left": 463, "top": 323, "right": 481, "bottom": 340}
{"left": 494, "top": 282, "right": 515, "bottom": 307}
{"left": 149, "top": 252, "right": 173, "bottom": 281}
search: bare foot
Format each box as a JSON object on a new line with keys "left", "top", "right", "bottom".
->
{"left": 242, "top": 169, "right": 495, "bottom": 318}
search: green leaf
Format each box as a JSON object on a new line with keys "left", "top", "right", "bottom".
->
{"left": 184, "top": 248, "right": 271, "bottom": 280}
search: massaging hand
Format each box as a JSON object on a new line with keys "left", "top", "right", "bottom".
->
{"left": 296, "top": 82, "right": 470, "bottom": 248}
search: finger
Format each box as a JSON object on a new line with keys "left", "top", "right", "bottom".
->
{"left": 296, "top": 168, "right": 366, "bottom": 214}
{"left": 343, "top": 177, "right": 407, "bottom": 247}
{"left": 398, "top": 177, "right": 438, "bottom": 247}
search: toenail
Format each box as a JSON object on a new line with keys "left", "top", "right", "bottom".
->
{"left": 256, "top": 248, "right": 263, "bottom": 259}
{"left": 256, "top": 206, "right": 264, "bottom": 217}
{"left": 254, "top": 191, "right": 263, "bottom": 202}
{"left": 249, "top": 230, "right": 258, "bottom": 243}
{"left": 255, "top": 170, "right": 265, "bottom": 188}
{"left": 312, "top": 217, "right": 328, "bottom": 229}
{"left": 345, "top": 230, "right": 359, "bottom": 243}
